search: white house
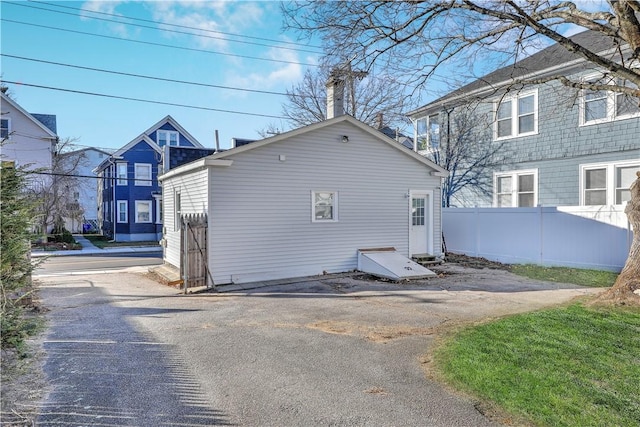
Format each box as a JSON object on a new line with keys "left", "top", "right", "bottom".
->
{"left": 159, "top": 114, "right": 448, "bottom": 286}
{"left": 59, "top": 147, "right": 113, "bottom": 233}
{"left": 1, "top": 91, "right": 58, "bottom": 173}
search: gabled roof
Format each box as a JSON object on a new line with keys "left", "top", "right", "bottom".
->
{"left": 141, "top": 115, "right": 204, "bottom": 148}
{"left": 162, "top": 115, "right": 448, "bottom": 181}
{"left": 0, "top": 92, "right": 58, "bottom": 140}
{"left": 113, "top": 134, "right": 162, "bottom": 157}
{"left": 59, "top": 147, "right": 113, "bottom": 158}
{"left": 408, "top": 30, "right": 618, "bottom": 116}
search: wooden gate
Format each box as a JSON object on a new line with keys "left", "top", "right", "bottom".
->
{"left": 181, "top": 213, "right": 209, "bottom": 291}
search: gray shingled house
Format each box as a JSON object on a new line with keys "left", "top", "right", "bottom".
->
{"left": 407, "top": 30, "right": 639, "bottom": 211}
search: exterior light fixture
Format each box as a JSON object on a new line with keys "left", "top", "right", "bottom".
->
{"left": 342, "top": 135, "right": 349, "bottom": 143}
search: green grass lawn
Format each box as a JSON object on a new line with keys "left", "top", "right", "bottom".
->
{"left": 434, "top": 304, "right": 640, "bottom": 426}
{"left": 82, "top": 234, "right": 159, "bottom": 249}
{"left": 511, "top": 264, "right": 618, "bottom": 287}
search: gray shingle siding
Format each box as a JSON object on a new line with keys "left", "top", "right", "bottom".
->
{"left": 419, "top": 71, "right": 639, "bottom": 208}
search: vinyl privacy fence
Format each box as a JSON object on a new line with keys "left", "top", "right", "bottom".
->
{"left": 442, "top": 206, "right": 633, "bottom": 272}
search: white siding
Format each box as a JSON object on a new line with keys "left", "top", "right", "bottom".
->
{"left": 162, "top": 168, "right": 210, "bottom": 269}
{"left": 207, "top": 121, "right": 442, "bottom": 284}
{"left": 0, "top": 99, "right": 55, "bottom": 172}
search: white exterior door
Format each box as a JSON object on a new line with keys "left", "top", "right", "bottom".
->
{"left": 409, "top": 192, "right": 430, "bottom": 256}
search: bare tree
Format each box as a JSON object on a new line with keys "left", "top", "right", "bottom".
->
{"left": 281, "top": 66, "right": 413, "bottom": 131}
{"left": 426, "top": 105, "right": 510, "bottom": 207}
{"left": 28, "top": 138, "right": 85, "bottom": 239}
{"left": 283, "top": 1, "right": 640, "bottom": 98}
{"left": 283, "top": 0, "right": 640, "bottom": 304}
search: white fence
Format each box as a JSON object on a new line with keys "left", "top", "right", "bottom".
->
{"left": 442, "top": 206, "right": 633, "bottom": 272}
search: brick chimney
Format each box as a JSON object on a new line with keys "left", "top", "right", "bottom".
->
{"left": 326, "top": 75, "right": 345, "bottom": 119}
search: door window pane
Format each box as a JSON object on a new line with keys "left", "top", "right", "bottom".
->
{"left": 412, "top": 198, "right": 425, "bottom": 226}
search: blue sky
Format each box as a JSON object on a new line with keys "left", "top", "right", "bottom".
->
{"left": 1, "top": 0, "right": 323, "bottom": 151}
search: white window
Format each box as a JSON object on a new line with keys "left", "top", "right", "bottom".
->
{"left": 117, "top": 200, "right": 128, "bottom": 223}
{"left": 494, "top": 170, "right": 538, "bottom": 207}
{"left": 155, "top": 197, "right": 162, "bottom": 224}
{"left": 581, "top": 75, "right": 640, "bottom": 125}
{"left": 157, "top": 130, "right": 179, "bottom": 147}
{"left": 581, "top": 161, "right": 640, "bottom": 205}
{"left": 135, "top": 200, "right": 152, "bottom": 223}
{"left": 416, "top": 114, "right": 440, "bottom": 150}
{"left": 412, "top": 197, "right": 425, "bottom": 226}
{"left": 312, "top": 191, "right": 337, "bottom": 222}
{"left": 1, "top": 118, "right": 10, "bottom": 139}
{"left": 174, "top": 191, "right": 181, "bottom": 231}
{"left": 116, "top": 162, "right": 127, "bottom": 185}
{"left": 134, "top": 163, "right": 152, "bottom": 186}
{"left": 494, "top": 90, "right": 538, "bottom": 139}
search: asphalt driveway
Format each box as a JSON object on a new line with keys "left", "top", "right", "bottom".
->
{"left": 31, "top": 266, "right": 602, "bottom": 426}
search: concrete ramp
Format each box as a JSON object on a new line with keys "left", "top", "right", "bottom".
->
{"left": 357, "top": 248, "right": 436, "bottom": 280}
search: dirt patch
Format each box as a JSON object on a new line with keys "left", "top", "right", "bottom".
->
{"left": 440, "top": 252, "right": 511, "bottom": 271}
{"left": 307, "top": 320, "right": 437, "bottom": 343}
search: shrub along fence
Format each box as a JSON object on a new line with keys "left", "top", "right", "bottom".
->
{"left": 442, "top": 206, "right": 632, "bottom": 272}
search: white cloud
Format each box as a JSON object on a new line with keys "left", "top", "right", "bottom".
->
{"left": 145, "top": 1, "right": 268, "bottom": 50}
{"left": 80, "top": 1, "right": 130, "bottom": 37}
{"left": 224, "top": 47, "right": 305, "bottom": 98}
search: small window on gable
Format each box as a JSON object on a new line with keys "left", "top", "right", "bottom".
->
{"left": 312, "top": 191, "right": 337, "bottom": 222}
{"left": 494, "top": 91, "right": 538, "bottom": 140}
{"left": 134, "top": 163, "right": 152, "bottom": 186}
{"left": 158, "top": 130, "right": 179, "bottom": 147}
{"left": 1, "top": 118, "right": 10, "bottom": 139}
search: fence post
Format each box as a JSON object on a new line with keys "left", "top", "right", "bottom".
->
{"left": 474, "top": 206, "right": 480, "bottom": 257}
{"left": 539, "top": 205, "right": 544, "bottom": 265}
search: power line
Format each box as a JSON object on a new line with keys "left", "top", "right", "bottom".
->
{"left": 2, "top": 54, "right": 298, "bottom": 98}
{"left": 2, "top": 80, "right": 288, "bottom": 120}
{"left": 11, "top": 1, "right": 323, "bottom": 55}
{"left": 1, "top": 19, "right": 318, "bottom": 68}
{"left": 28, "top": 0, "right": 323, "bottom": 50}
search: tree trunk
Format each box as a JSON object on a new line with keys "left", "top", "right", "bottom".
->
{"left": 590, "top": 172, "right": 640, "bottom": 307}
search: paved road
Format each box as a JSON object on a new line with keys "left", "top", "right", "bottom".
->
{"left": 34, "top": 252, "right": 162, "bottom": 275}
{"left": 34, "top": 269, "right": 599, "bottom": 426}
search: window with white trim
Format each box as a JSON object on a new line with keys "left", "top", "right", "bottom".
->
{"left": 174, "top": 191, "right": 181, "bottom": 231}
{"left": 135, "top": 200, "right": 152, "bottom": 223}
{"left": 416, "top": 114, "right": 440, "bottom": 150}
{"left": 116, "top": 162, "right": 127, "bottom": 185}
{"left": 117, "top": 200, "right": 128, "bottom": 223}
{"left": 157, "top": 130, "right": 179, "bottom": 147}
{"left": 312, "top": 191, "right": 337, "bottom": 222}
{"left": 581, "top": 75, "right": 640, "bottom": 125}
{"left": 581, "top": 161, "right": 640, "bottom": 205}
{"left": 494, "top": 90, "right": 538, "bottom": 139}
{"left": 134, "top": 163, "right": 152, "bottom": 186}
{"left": 1, "top": 118, "right": 10, "bottom": 139}
{"left": 154, "top": 197, "right": 162, "bottom": 224}
{"left": 494, "top": 170, "right": 538, "bottom": 207}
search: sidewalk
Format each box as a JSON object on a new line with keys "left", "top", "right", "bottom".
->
{"left": 31, "top": 235, "right": 163, "bottom": 258}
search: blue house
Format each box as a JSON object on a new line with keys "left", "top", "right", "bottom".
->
{"left": 96, "top": 115, "right": 205, "bottom": 242}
